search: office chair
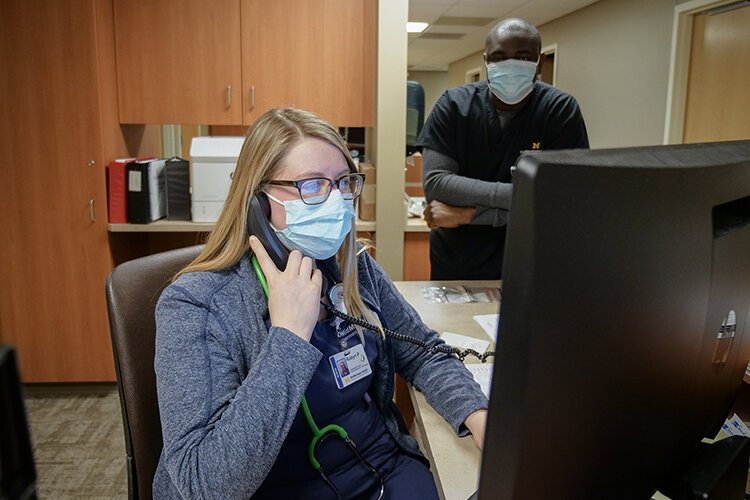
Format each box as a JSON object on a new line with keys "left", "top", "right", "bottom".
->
{"left": 105, "top": 245, "right": 204, "bottom": 500}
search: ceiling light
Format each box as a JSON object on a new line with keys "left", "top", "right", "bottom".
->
{"left": 407, "top": 22, "right": 429, "bottom": 33}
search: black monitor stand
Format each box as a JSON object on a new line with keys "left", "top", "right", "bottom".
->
{"left": 659, "top": 435, "right": 750, "bottom": 500}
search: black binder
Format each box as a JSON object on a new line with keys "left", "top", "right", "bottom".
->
{"left": 126, "top": 160, "right": 150, "bottom": 224}
{"left": 127, "top": 159, "right": 167, "bottom": 223}
{"left": 165, "top": 157, "right": 191, "bottom": 220}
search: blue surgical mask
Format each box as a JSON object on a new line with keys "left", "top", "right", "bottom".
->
{"left": 486, "top": 58, "right": 538, "bottom": 105}
{"left": 266, "top": 190, "right": 355, "bottom": 260}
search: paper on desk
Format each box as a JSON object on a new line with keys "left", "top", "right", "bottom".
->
{"left": 722, "top": 413, "right": 750, "bottom": 438}
{"left": 473, "top": 314, "right": 500, "bottom": 341}
{"left": 465, "top": 363, "right": 493, "bottom": 399}
{"left": 441, "top": 332, "right": 490, "bottom": 354}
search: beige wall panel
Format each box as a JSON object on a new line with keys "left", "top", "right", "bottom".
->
{"left": 408, "top": 70, "right": 449, "bottom": 118}
{"left": 538, "top": 0, "right": 677, "bottom": 148}
{"left": 447, "top": 50, "right": 486, "bottom": 89}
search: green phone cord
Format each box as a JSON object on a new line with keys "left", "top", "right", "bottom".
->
{"left": 251, "top": 254, "right": 348, "bottom": 471}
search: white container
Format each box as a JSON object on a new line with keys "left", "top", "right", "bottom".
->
{"left": 190, "top": 136, "right": 244, "bottom": 222}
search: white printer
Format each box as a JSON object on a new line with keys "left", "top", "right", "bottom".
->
{"left": 190, "top": 136, "right": 244, "bottom": 222}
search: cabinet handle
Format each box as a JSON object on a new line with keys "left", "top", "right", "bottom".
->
{"left": 225, "top": 84, "right": 232, "bottom": 109}
{"left": 87, "top": 160, "right": 95, "bottom": 167}
{"left": 250, "top": 85, "right": 255, "bottom": 110}
{"left": 89, "top": 199, "right": 96, "bottom": 222}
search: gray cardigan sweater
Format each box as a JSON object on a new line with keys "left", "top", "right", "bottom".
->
{"left": 152, "top": 251, "right": 488, "bottom": 499}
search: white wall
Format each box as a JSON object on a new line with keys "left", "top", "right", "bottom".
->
{"left": 538, "top": 0, "right": 678, "bottom": 148}
{"left": 447, "top": 50, "right": 485, "bottom": 89}
{"left": 407, "top": 70, "right": 448, "bottom": 117}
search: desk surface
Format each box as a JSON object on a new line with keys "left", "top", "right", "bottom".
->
{"left": 393, "top": 280, "right": 500, "bottom": 500}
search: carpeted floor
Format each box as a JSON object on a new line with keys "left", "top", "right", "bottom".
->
{"left": 23, "top": 384, "right": 128, "bottom": 499}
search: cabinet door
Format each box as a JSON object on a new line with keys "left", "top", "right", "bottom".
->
{"left": 114, "top": 0, "right": 243, "bottom": 125}
{"left": 0, "top": 0, "right": 115, "bottom": 381}
{"left": 241, "top": 0, "right": 375, "bottom": 127}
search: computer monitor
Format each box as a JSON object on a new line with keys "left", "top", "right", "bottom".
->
{"left": 0, "top": 345, "right": 37, "bottom": 500}
{"left": 479, "top": 140, "right": 750, "bottom": 498}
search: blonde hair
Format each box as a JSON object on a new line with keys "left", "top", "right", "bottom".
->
{"left": 178, "top": 108, "right": 381, "bottom": 337}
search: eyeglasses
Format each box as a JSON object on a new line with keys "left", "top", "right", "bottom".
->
{"left": 266, "top": 173, "right": 365, "bottom": 205}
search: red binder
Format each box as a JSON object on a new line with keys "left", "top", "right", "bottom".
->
{"left": 107, "top": 157, "right": 153, "bottom": 223}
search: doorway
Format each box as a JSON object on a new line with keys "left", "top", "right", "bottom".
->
{"left": 682, "top": 2, "right": 750, "bottom": 142}
{"left": 665, "top": 0, "right": 750, "bottom": 143}
{"left": 539, "top": 44, "right": 557, "bottom": 86}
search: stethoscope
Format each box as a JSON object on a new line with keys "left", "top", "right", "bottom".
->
{"left": 252, "top": 255, "right": 385, "bottom": 500}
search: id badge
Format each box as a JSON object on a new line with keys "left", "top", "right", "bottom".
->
{"left": 329, "top": 344, "right": 372, "bottom": 390}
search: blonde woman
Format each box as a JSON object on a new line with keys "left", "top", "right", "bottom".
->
{"left": 153, "top": 108, "right": 488, "bottom": 499}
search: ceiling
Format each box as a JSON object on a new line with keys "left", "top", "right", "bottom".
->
{"left": 408, "top": 0, "right": 599, "bottom": 71}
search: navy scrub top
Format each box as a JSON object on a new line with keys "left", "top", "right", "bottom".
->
{"left": 254, "top": 315, "right": 398, "bottom": 499}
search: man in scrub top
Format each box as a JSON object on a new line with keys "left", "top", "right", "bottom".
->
{"left": 418, "top": 18, "right": 589, "bottom": 280}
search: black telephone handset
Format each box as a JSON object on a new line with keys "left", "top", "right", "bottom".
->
{"left": 247, "top": 192, "right": 290, "bottom": 272}
{"left": 246, "top": 192, "right": 339, "bottom": 297}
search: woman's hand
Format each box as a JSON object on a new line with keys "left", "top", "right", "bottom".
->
{"left": 464, "top": 409, "right": 488, "bottom": 450}
{"left": 249, "top": 235, "right": 322, "bottom": 342}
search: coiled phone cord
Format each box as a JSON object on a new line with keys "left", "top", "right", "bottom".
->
{"left": 322, "top": 303, "right": 495, "bottom": 363}
{"left": 251, "top": 253, "right": 495, "bottom": 363}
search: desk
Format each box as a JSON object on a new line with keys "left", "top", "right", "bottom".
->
{"left": 394, "top": 282, "right": 750, "bottom": 500}
{"left": 393, "top": 280, "right": 500, "bottom": 500}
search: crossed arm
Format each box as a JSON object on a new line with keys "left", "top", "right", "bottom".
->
{"left": 421, "top": 148, "right": 512, "bottom": 229}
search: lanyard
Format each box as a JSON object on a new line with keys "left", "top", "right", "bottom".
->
{"left": 251, "top": 255, "right": 347, "bottom": 470}
{"left": 251, "top": 254, "right": 386, "bottom": 499}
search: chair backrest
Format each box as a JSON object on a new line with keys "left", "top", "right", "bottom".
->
{"left": 105, "top": 245, "right": 204, "bottom": 500}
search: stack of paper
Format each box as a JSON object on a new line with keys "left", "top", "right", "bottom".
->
{"left": 465, "top": 363, "right": 493, "bottom": 399}
{"left": 473, "top": 314, "right": 500, "bottom": 341}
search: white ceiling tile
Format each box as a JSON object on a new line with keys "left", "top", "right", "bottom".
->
{"left": 408, "top": 53, "right": 429, "bottom": 65}
{"left": 409, "top": 5, "right": 451, "bottom": 22}
{"left": 461, "top": 28, "right": 490, "bottom": 44}
{"left": 506, "top": 5, "right": 580, "bottom": 26}
{"left": 442, "top": 5, "right": 518, "bottom": 18}
{"left": 454, "top": 0, "right": 526, "bottom": 6}
{"left": 406, "top": 47, "right": 435, "bottom": 57}
{"left": 410, "top": 64, "right": 450, "bottom": 71}
{"left": 528, "top": 0, "right": 599, "bottom": 10}
{"left": 409, "top": 38, "right": 473, "bottom": 50}
{"left": 423, "top": 25, "right": 478, "bottom": 34}
{"left": 410, "top": 0, "right": 457, "bottom": 5}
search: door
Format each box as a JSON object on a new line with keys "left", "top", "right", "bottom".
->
{"left": 114, "top": 0, "right": 243, "bottom": 124}
{"left": 682, "top": 4, "right": 750, "bottom": 143}
{"left": 241, "top": 0, "right": 376, "bottom": 127}
{"left": 539, "top": 51, "right": 555, "bottom": 86}
{"left": 0, "top": 0, "right": 115, "bottom": 381}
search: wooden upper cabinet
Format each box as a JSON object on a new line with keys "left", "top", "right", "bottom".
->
{"left": 241, "top": 0, "right": 375, "bottom": 127}
{"left": 112, "top": 0, "right": 374, "bottom": 126}
{"left": 114, "top": 0, "right": 243, "bottom": 124}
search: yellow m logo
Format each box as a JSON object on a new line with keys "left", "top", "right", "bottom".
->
{"left": 531, "top": 142, "right": 541, "bottom": 150}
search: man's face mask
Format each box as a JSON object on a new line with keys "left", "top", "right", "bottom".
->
{"left": 486, "top": 57, "right": 539, "bottom": 105}
{"left": 266, "top": 190, "right": 355, "bottom": 260}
